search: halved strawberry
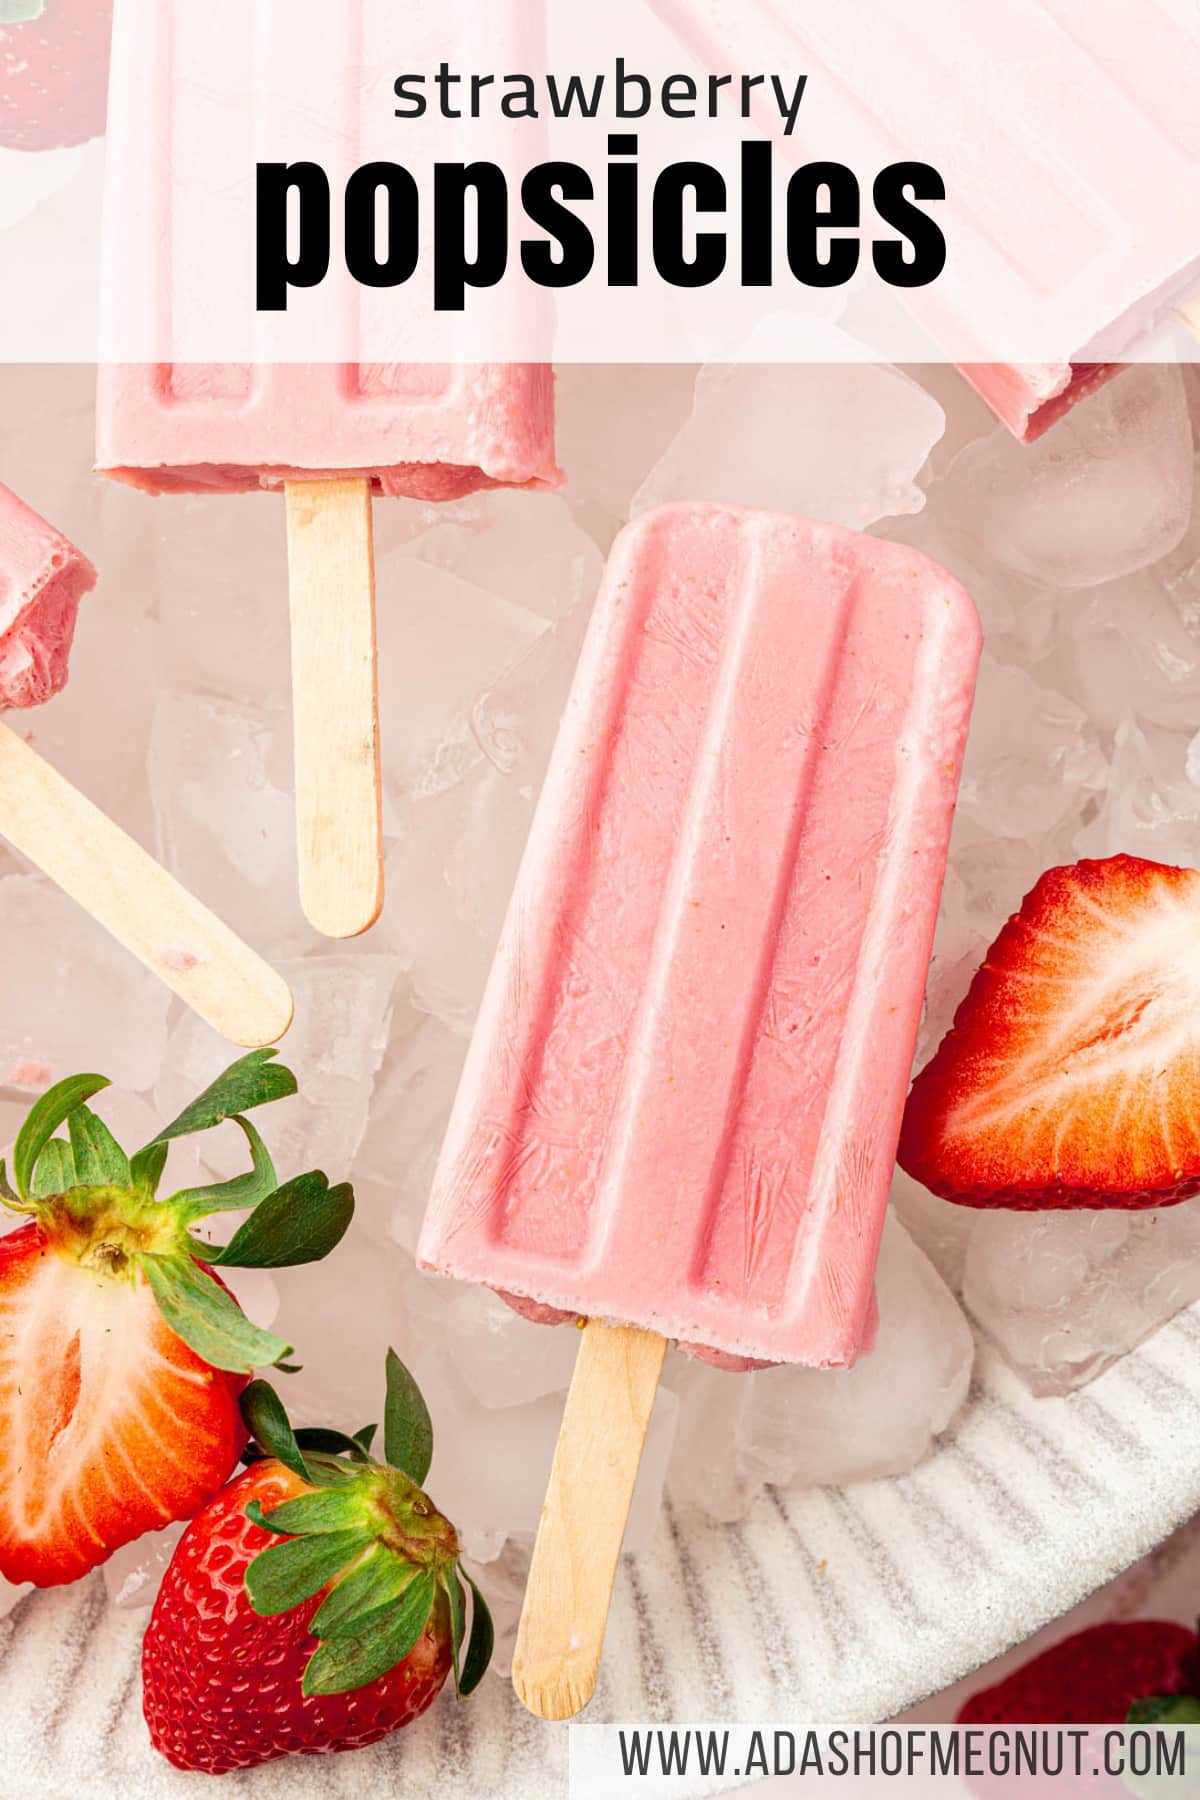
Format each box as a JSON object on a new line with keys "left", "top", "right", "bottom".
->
{"left": 0, "top": 1051, "right": 354, "bottom": 1586}
{"left": 899, "top": 855, "right": 1200, "bottom": 1210}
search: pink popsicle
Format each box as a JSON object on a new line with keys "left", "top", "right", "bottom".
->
{"left": 418, "top": 503, "right": 981, "bottom": 1370}
{"left": 95, "top": 363, "right": 559, "bottom": 499}
{"left": 956, "top": 363, "right": 1123, "bottom": 443}
{"left": 0, "top": 482, "right": 95, "bottom": 710}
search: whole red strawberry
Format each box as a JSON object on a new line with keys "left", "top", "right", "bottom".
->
{"left": 0, "top": 0, "right": 114, "bottom": 152}
{"left": 900, "top": 855, "right": 1200, "bottom": 1210}
{"left": 143, "top": 1355, "right": 493, "bottom": 1775}
{"left": 0, "top": 1050, "right": 353, "bottom": 1586}
{"left": 958, "top": 1620, "right": 1200, "bottom": 1800}
{"left": 959, "top": 1621, "right": 1200, "bottom": 1725}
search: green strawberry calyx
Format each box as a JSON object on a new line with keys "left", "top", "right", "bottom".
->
{"left": 1126, "top": 1695, "right": 1200, "bottom": 1725}
{"left": 0, "top": 3, "right": 47, "bottom": 23}
{"left": 239, "top": 1351, "right": 495, "bottom": 1701}
{"left": 0, "top": 1050, "right": 354, "bottom": 1375}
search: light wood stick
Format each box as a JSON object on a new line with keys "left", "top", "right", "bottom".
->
{"left": 1179, "top": 293, "right": 1200, "bottom": 342}
{"left": 285, "top": 478, "right": 383, "bottom": 940}
{"left": 513, "top": 1322, "right": 668, "bottom": 1720}
{"left": 0, "top": 722, "right": 293, "bottom": 1048}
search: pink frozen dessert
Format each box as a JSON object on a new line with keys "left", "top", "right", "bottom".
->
{"left": 95, "top": 363, "right": 560, "bottom": 501}
{"left": 0, "top": 481, "right": 95, "bottom": 709}
{"left": 955, "top": 364, "right": 1124, "bottom": 444}
{"left": 418, "top": 503, "right": 982, "bottom": 1370}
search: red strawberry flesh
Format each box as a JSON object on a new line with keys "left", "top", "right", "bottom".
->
{"left": 0, "top": 1219, "right": 247, "bottom": 1586}
{"left": 900, "top": 855, "right": 1200, "bottom": 1209}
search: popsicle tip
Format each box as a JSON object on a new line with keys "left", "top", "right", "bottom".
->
{"left": 224, "top": 971, "right": 295, "bottom": 1049}
{"left": 299, "top": 872, "right": 385, "bottom": 941}
{"left": 511, "top": 1661, "right": 597, "bottom": 1722}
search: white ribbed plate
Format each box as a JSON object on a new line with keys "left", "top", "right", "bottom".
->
{"left": 6, "top": 1309, "right": 1200, "bottom": 1798}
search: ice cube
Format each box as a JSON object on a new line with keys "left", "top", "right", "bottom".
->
{"left": 153, "top": 953, "right": 402, "bottom": 1179}
{"left": 890, "top": 1167, "right": 978, "bottom": 1294}
{"left": 418, "top": 1350, "right": 678, "bottom": 1565}
{"left": 556, "top": 364, "right": 700, "bottom": 521}
{"left": 399, "top": 1271, "right": 584, "bottom": 1412}
{"left": 1075, "top": 719, "right": 1200, "bottom": 866}
{"left": 102, "top": 1524, "right": 185, "bottom": 1611}
{"left": 942, "top": 365, "right": 1195, "bottom": 590}
{"left": 361, "top": 1009, "right": 467, "bottom": 1253}
{"left": 664, "top": 1359, "right": 758, "bottom": 1523}
{"left": 732, "top": 1216, "right": 973, "bottom": 1492}
{"left": 964, "top": 1203, "right": 1200, "bottom": 1395}
{"left": 954, "top": 660, "right": 1107, "bottom": 842}
{"left": 381, "top": 598, "right": 593, "bottom": 1032}
{"left": 148, "top": 690, "right": 305, "bottom": 952}
{"left": 1058, "top": 569, "right": 1200, "bottom": 736}
{"left": 376, "top": 555, "right": 550, "bottom": 809}
{"left": 0, "top": 876, "right": 171, "bottom": 1094}
{"left": 633, "top": 362, "right": 945, "bottom": 530}
{"left": 667, "top": 1218, "right": 973, "bottom": 1519}
{"left": 403, "top": 490, "right": 605, "bottom": 625}
{"left": 150, "top": 492, "right": 291, "bottom": 708}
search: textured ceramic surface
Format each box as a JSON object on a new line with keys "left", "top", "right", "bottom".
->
{"left": 5, "top": 1308, "right": 1200, "bottom": 1798}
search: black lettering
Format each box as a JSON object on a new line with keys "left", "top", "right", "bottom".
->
{"left": 521, "top": 163, "right": 595, "bottom": 286}
{"left": 344, "top": 162, "right": 419, "bottom": 288}
{"left": 787, "top": 161, "right": 860, "bottom": 286}
{"left": 653, "top": 161, "right": 727, "bottom": 287}
{"left": 393, "top": 74, "right": 426, "bottom": 119}
{"left": 433, "top": 162, "right": 508, "bottom": 310}
{"left": 256, "top": 161, "right": 330, "bottom": 311}
{"left": 872, "top": 162, "right": 946, "bottom": 286}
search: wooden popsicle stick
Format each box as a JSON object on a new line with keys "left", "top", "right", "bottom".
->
{"left": 285, "top": 478, "right": 383, "bottom": 940}
{"left": 0, "top": 722, "right": 293, "bottom": 1048}
{"left": 513, "top": 1321, "right": 668, "bottom": 1721}
{"left": 1179, "top": 293, "right": 1200, "bottom": 342}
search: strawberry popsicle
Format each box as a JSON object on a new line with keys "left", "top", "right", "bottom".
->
{"left": 0, "top": 482, "right": 292, "bottom": 1048}
{"left": 418, "top": 503, "right": 980, "bottom": 1718}
{"left": 420, "top": 504, "right": 981, "bottom": 1368}
{"left": 0, "top": 480, "right": 94, "bottom": 710}
{"left": 95, "top": 0, "right": 560, "bottom": 939}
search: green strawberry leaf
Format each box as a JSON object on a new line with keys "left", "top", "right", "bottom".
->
{"left": 1127, "top": 1695, "right": 1200, "bottom": 1724}
{"left": 171, "top": 1117, "right": 278, "bottom": 1220}
{"left": 459, "top": 1573, "right": 494, "bottom": 1696}
{"left": 353, "top": 1424, "right": 378, "bottom": 1455}
{"left": 309, "top": 1543, "right": 417, "bottom": 1641}
{"left": 303, "top": 1568, "right": 437, "bottom": 1697}
{"left": 383, "top": 1349, "right": 433, "bottom": 1486}
{"left": 240, "top": 1424, "right": 372, "bottom": 1470}
{"left": 212, "top": 1173, "right": 354, "bottom": 1269}
{"left": 140, "top": 1254, "right": 292, "bottom": 1373}
{"left": 14, "top": 1074, "right": 109, "bottom": 1200}
{"left": 130, "top": 1139, "right": 169, "bottom": 1198}
{"left": 245, "top": 1528, "right": 371, "bottom": 1618}
{"left": 444, "top": 1567, "right": 466, "bottom": 1693}
{"left": 0, "top": 4, "right": 48, "bottom": 22}
{"left": 250, "top": 1488, "right": 367, "bottom": 1537}
{"left": 67, "top": 1106, "right": 132, "bottom": 1188}
{"left": 147, "top": 1050, "right": 296, "bottom": 1149}
{"left": 240, "top": 1380, "right": 315, "bottom": 1485}
{"left": 30, "top": 1138, "right": 76, "bottom": 1199}
{"left": 0, "top": 1160, "right": 21, "bottom": 1207}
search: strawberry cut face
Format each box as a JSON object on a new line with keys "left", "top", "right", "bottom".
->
{"left": 0, "top": 1222, "right": 247, "bottom": 1587}
{"left": 899, "top": 855, "right": 1200, "bottom": 1210}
